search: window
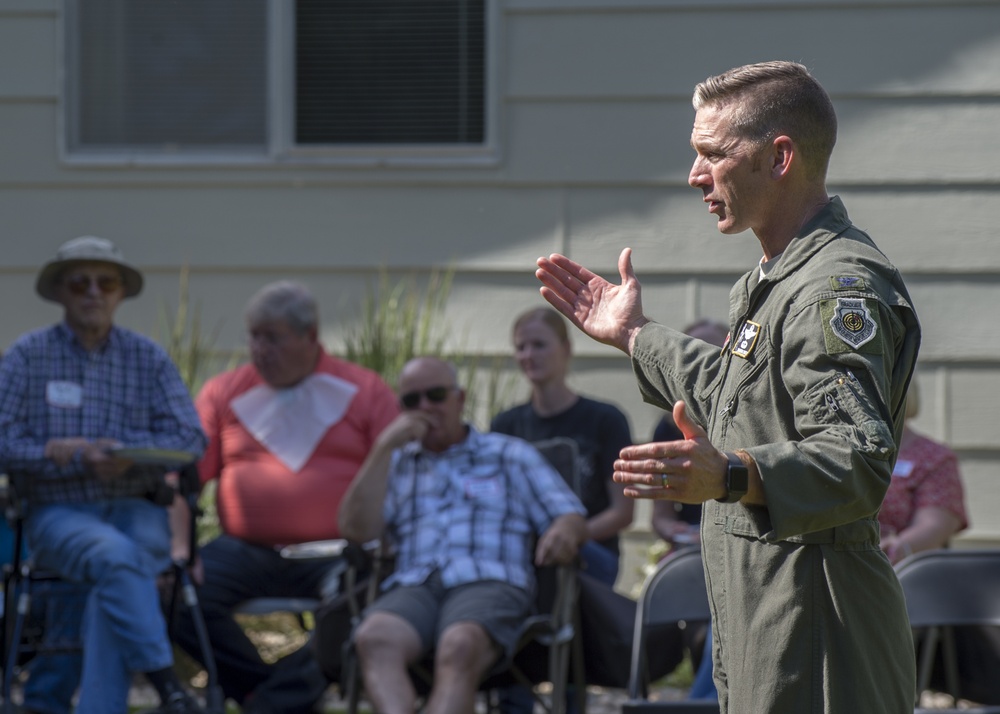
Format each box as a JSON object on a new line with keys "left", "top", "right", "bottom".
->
{"left": 63, "top": 0, "right": 495, "bottom": 164}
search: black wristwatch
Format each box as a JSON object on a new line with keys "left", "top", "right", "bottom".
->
{"left": 716, "top": 451, "right": 748, "bottom": 504}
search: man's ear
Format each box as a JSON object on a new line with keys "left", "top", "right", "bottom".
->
{"left": 770, "top": 135, "right": 795, "bottom": 180}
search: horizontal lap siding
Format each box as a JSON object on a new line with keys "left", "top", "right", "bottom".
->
{"left": 0, "top": 1, "right": 997, "bottom": 550}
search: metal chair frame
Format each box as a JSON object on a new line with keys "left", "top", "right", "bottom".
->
{"left": 338, "top": 542, "right": 583, "bottom": 714}
{"left": 338, "top": 437, "right": 589, "bottom": 714}
{"left": 0, "top": 467, "right": 224, "bottom": 714}
{"left": 895, "top": 548, "right": 1000, "bottom": 713}
{"left": 622, "top": 546, "right": 718, "bottom": 713}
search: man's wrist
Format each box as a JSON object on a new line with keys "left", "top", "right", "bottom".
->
{"left": 716, "top": 451, "right": 749, "bottom": 504}
{"left": 625, "top": 318, "right": 652, "bottom": 354}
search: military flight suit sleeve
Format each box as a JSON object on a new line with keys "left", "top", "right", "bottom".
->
{"left": 743, "top": 288, "right": 905, "bottom": 540}
{"left": 630, "top": 323, "right": 726, "bottom": 434}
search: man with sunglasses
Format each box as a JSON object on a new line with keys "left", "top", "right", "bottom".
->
{"left": 0, "top": 236, "right": 208, "bottom": 713}
{"left": 338, "top": 356, "right": 588, "bottom": 714}
{"left": 170, "top": 281, "right": 399, "bottom": 714}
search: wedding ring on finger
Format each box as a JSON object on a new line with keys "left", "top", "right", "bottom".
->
{"left": 661, "top": 473, "right": 669, "bottom": 489}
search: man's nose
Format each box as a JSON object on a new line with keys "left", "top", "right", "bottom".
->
{"left": 688, "top": 160, "right": 708, "bottom": 188}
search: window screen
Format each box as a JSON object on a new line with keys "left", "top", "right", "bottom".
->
{"left": 69, "top": 0, "right": 268, "bottom": 151}
{"left": 295, "top": 0, "right": 486, "bottom": 145}
{"left": 65, "top": 0, "right": 488, "bottom": 157}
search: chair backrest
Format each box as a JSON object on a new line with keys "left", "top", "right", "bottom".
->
{"left": 895, "top": 549, "right": 1000, "bottom": 629}
{"left": 895, "top": 548, "right": 1000, "bottom": 712}
{"left": 627, "top": 546, "right": 710, "bottom": 699}
{"left": 532, "top": 437, "right": 582, "bottom": 497}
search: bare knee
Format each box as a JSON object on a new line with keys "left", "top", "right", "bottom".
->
{"left": 355, "top": 611, "right": 422, "bottom": 665}
{"left": 434, "top": 621, "right": 498, "bottom": 677}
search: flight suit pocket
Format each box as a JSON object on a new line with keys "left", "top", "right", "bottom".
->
{"left": 806, "top": 372, "right": 894, "bottom": 461}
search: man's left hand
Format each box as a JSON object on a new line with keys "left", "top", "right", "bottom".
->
{"left": 535, "top": 513, "right": 587, "bottom": 566}
{"left": 614, "top": 401, "right": 728, "bottom": 504}
{"left": 44, "top": 437, "right": 92, "bottom": 466}
{"left": 81, "top": 441, "right": 133, "bottom": 481}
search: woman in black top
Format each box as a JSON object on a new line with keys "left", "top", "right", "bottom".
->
{"left": 491, "top": 306, "right": 634, "bottom": 586}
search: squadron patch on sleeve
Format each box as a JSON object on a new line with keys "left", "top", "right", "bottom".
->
{"left": 822, "top": 297, "right": 879, "bottom": 352}
{"left": 731, "top": 320, "right": 761, "bottom": 359}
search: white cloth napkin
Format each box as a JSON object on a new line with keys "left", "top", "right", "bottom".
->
{"left": 230, "top": 373, "right": 359, "bottom": 472}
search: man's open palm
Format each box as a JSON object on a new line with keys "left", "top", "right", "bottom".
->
{"left": 535, "top": 247, "right": 647, "bottom": 353}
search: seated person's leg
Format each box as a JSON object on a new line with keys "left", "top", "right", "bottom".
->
{"left": 354, "top": 585, "right": 432, "bottom": 714}
{"left": 172, "top": 533, "right": 337, "bottom": 711}
{"left": 688, "top": 623, "right": 718, "bottom": 700}
{"left": 578, "top": 540, "right": 619, "bottom": 587}
{"left": 172, "top": 535, "right": 278, "bottom": 704}
{"left": 21, "top": 580, "right": 87, "bottom": 714}
{"left": 425, "top": 579, "right": 534, "bottom": 714}
{"left": 26, "top": 499, "right": 193, "bottom": 714}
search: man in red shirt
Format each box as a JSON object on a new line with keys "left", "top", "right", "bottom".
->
{"left": 173, "top": 281, "right": 399, "bottom": 714}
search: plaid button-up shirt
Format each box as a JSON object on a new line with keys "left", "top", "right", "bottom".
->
{"left": 0, "top": 323, "right": 206, "bottom": 504}
{"left": 382, "top": 426, "right": 586, "bottom": 593}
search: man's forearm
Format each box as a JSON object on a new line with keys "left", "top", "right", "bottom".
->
{"left": 338, "top": 446, "right": 394, "bottom": 543}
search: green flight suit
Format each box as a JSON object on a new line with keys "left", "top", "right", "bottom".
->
{"left": 632, "top": 197, "right": 920, "bottom": 713}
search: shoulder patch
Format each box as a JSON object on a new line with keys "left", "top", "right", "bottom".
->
{"left": 830, "top": 275, "right": 866, "bottom": 291}
{"left": 821, "top": 297, "right": 880, "bottom": 353}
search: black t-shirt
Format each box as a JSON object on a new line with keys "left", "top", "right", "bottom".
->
{"left": 491, "top": 396, "right": 632, "bottom": 553}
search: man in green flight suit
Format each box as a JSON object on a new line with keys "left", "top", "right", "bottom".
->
{"left": 536, "top": 61, "right": 920, "bottom": 713}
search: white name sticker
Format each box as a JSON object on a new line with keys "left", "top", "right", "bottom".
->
{"left": 464, "top": 477, "right": 502, "bottom": 500}
{"left": 46, "top": 381, "right": 83, "bottom": 409}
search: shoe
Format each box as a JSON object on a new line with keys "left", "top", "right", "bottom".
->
{"left": 139, "top": 690, "right": 206, "bottom": 714}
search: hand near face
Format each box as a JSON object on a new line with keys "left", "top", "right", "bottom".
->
{"left": 375, "top": 411, "right": 438, "bottom": 452}
{"left": 536, "top": 248, "right": 649, "bottom": 354}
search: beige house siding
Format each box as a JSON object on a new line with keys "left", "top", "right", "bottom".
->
{"left": 1, "top": 1, "right": 998, "bottom": 580}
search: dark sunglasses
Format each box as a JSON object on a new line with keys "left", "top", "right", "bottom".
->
{"left": 64, "top": 274, "right": 123, "bottom": 296}
{"left": 400, "top": 385, "right": 455, "bottom": 410}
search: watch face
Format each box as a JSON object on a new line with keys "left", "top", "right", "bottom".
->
{"left": 718, "top": 453, "right": 749, "bottom": 503}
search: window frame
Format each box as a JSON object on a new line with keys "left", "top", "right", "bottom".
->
{"left": 59, "top": 0, "right": 502, "bottom": 168}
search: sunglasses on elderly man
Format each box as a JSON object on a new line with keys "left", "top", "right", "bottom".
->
{"left": 63, "top": 274, "right": 123, "bottom": 296}
{"left": 400, "top": 385, "right": 455, "bottom": 410}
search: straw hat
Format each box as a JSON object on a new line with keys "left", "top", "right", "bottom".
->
{"left": 35, "top": 236, "right": 143, "bottom": 302}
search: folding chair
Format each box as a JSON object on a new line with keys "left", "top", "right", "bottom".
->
{"left": 335, "top": 552, "right": 581, "bottom": 714}
{"left": 232, "top": 539, "right": 352, "bottom": 628}
{"left": 0, "top": 465, "right": 224, "bottom": 714}
{"left": 895, "top": 548, "right": 1000, "bottom": 713}
{"left": 622, "top": 546, "right": 719, "bottom": 713}
{"left": 532, "top": 437, "right": 583, "bottom": 498}
{"left": 334, "top": 438, "right": 588, "bottom": 714}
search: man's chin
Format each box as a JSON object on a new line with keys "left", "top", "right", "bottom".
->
{"left": 717, "top": 221, "right": 748, "bottom": 236}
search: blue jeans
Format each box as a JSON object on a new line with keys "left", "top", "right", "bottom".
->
{"left": 20, "top": 579, "right": 87, "bottom": 714}
{"left": 578, "top": 541, "right": 619, "bottom": 588}
{"left": 688, "top": 623, "right": 718, "bottom": 700}
{"left": 26, "top": 498, "right": 174, "bottom": 714}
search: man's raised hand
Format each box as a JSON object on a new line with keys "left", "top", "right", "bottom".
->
{"left": 535, "top": 247, "right": 649, "bottom": 354}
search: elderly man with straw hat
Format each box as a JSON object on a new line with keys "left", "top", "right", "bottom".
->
{"left": 0, "top": 236, "right": 207, "bottom": 713}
